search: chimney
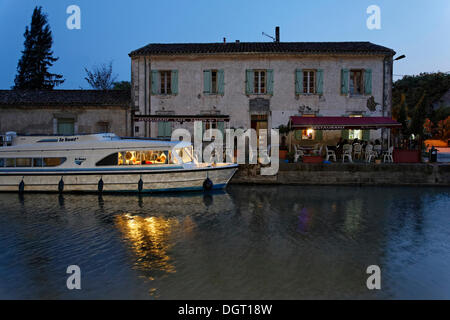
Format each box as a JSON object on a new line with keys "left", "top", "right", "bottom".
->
{"left": 275, "top": 26, "right": 280, "bottom": 42}
{"left": 223, "top": 37, "right": 226, "bottom": 43}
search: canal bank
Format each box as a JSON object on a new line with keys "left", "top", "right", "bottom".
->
{"left": 230, "top": 163, "right": 450, "bottom": 186}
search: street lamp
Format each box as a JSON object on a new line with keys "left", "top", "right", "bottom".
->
{"left": 394, "top": 54, "right": 406, "bottom": 61}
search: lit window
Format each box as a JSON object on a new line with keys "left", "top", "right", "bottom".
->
{"left": 303, "top": 70, "right": 316, "bottom": 94}
{"left": 160, "top": 71, "right": 172, "bottom": 95}
{"left": 349, "top": 70, "right": 364, "bottom": 95}
{"left": 254, "top": 70, "right": 266, "bottom": 94}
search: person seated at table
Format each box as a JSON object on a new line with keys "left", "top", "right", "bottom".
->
{"left": 352, "top": 138, "right": 359, "bottom": 145}
{"left": 336, "top": 139, "right": 348, "bottom": 159}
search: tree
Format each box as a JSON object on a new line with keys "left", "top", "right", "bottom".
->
{"left": 112, "top": 81, "right": 131, "bottom": 91}
{"left": 84, "top": 62, "right": 117, "bottom": 90}
{"left": 13, "top": 6, "right": 64, "bottom": 89}
{"left": 409, "top": 92, "right": 427, "bottom": 136}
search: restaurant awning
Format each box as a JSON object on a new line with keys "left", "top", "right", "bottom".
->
{"left": 134, "top": 114, "right": 230, "bottom": 122}
{"left": 289, "top": 116, "right": 401, "bottom": 130}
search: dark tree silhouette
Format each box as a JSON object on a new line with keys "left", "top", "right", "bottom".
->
{"left": 84, "top": 62, "right": 118, "bottom": 90}
{"left": 13, "top": 6, "right": 64, "bottom": 89}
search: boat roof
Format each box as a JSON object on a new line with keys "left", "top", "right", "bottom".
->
{"left": 1, "top": 133, "right": 192, "bottom": 152}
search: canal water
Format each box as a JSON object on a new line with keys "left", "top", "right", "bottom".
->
{"left": 0, "top": 185, "right": 449, "bottom": 299}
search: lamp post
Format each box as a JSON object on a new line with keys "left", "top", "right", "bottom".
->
{"left": 389, "top": 54, "right": 406, "bottom": 150}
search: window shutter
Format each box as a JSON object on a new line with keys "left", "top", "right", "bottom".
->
{"left": 362, "top": 130, "right": 370, "bottom": 141}
{"left": 364, "top": 69, "right": 372, "bottom": 95}
{"left": 151, "top": 70, "right": 160, "bottom": 95}
{"left": 245, "top": 69, "right": 254, "bottom": 94}
{"left": 341, "top": 69, "right": 349, "bottom": 95}
{"left": 267, "top": 69, "right": 274, "bottom": 95}
{"left": 171, "top": 70, "right": 178, "bottom": 95}
{"left": 157, "top": 121, "right": 164, "bottom": 137}
{"left": 165, "top": 122, "right": 172, "bottom": 138}
{"left": 295, "top": 69, "right": 303, "bottom": 95}
{"left": 316, "top": 69, "right": 324, "bottom": 95}
{"left": 217, "top": 69, "right": 225, "bottom": 95}
{"left": 315, "top": 130, "right": 323, "bottom": 141}
{"left": 203, "top": 70, "right": 211, "bottom": 94}
{"left": 218, "top": 121, "right": 225, "bottom": 136}
{"left": 341, "top": 129, "right": 349, "bottom": 140}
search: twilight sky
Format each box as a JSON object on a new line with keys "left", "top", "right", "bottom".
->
{"left": 0, "top": 0, "right": 449, "bottom": 89}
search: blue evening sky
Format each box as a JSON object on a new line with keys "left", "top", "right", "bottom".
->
{"left": 0, "top": 0, "right": 449, "bottom": 89}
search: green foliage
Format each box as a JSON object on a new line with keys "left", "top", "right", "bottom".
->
{"left": 13, "top": 6, "right": 64, "bottom": 89}
{"left": 392, "top": 72, "right": 450, "bottom": 137}
{"left": 112, "top": 81, "right": 131, "bottom": 91}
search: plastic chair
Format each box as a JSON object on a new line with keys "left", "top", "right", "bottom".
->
{"left": 342, "top": 144, "right": 353, "bottom": 163}
{"left": 293, "top": 144, "right": 304, "bottom": 162}
{"left": 325, "top": 146, "right": 336, "bottom": 162}
{"left": 365, "top": 144, "right": 377, "bottom": 163}
{"left": 383, "top": 146, "right": 394, "bottom": 163}
{"left": 353, "top": 143, "right": 362, "bottom": 160}
{"left": 312, "top": 144, "right": 323, "bottom": 157}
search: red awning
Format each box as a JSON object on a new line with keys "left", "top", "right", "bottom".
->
{"left": 289, "top": 116, "right": 401, "bottom": 130}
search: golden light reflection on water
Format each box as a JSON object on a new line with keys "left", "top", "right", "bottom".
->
{"left": 115, "top": 213, "right": 180, "bottom": 275}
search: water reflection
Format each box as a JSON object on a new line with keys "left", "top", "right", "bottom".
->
{"left": 115, "top": 214, "right": 179, "bottom": 275}
{"left": 0, "top": 186, "right": 448, "bottom": 299}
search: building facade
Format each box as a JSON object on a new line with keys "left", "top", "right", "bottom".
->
{"left": 0, "top": 90, "right": 131, "bottom": 136}
{"left": 130, "top": 40, "right": 395, "bottom": 144}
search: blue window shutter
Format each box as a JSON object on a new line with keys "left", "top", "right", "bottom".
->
{"left": 203, "top": 70, "right": 211, "bottom": 94}
{"left": 362, "top": 130, "right": 370, "bottom": 141}
{"left": 364, "top": 69, "right": 372, "bottom": 95}
{"left": 295, "top": 69, "right": 303, "bottom": 94}
{"left": 171, "top": 70, "right": 178, "bottom": 95}
{"left": 157, "top": 121, "right": 164, "bottom": 137}
{"left": 217, "top": 69, "right": 225, "bottom": 95}
{"left": 341, "top": 129, "right": 349, "bottom": 140}
{"left": 315, "top": 130, "right": 323, "bottom": 141}
{"left": 316, "top": 69, "right": 324, "bottom": 94}
{"left": 341, "top": 69, "right": 349, "bottom": 95}
{"left": 218, "top": 121, "right": 224, "bottom": 136}
{"left": 266, "top": 69, "right": 274, "bottom": 95}
{"left": 151, "top": 70, "right": 159, "bottom": 95}
{"left": 245, "top": 69, "right": 254, "bottom": 94}
{"left": 165, "top": 122, "right": 172, "bottom": 138}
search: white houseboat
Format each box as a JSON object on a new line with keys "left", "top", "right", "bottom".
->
{"left": 0, "top": 132, "right": 238, "bottom": 193}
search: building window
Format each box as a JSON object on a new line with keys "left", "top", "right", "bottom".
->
{"left": 211, "top": 70, "right": 218, "bottom": 94}
{"left": 158, "top": 121, "right": 172, "bottom": 138}
{"left": 57, "top": 118, "right": 75, "bottom": 135}
{"left": 302, "top": 128, "right": 315, "bottom": 140}
{"left": 160, "top": 71, "right": 172, "bottom": 95}
{"left": 349, "top": 70, "right": 364, "bottom": 95}
{"left": 303, "top": 70, "right": 316, "bottom": 94}
{"left": 97, "top": 122, "right": 109, "bottom": 133}
{"left": 349, "top": 115, "right": 363, "bottom": 140}
{"left": 135, "top": 126, "right": 140, "bottom": 133}
{"left": 254, "top": 70, "right": 266, "bottom": 94}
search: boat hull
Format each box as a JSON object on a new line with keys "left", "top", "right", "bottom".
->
{"left": 0, "top": 166, "right": 238, "bottom": 193}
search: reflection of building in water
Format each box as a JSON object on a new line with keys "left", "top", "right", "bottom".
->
{"left": 115, "top": 214, "right": 179, "bottom": 275}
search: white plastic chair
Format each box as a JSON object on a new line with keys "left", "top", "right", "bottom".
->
{"left": 312, "top": 144, "right": 323, "bottom": 157}
{"left": 353, "top": 143, "right": 362, "bottom": 160}
{"left": 383, "top": 146, "right": 394, "bottom": 163}
{"left": 342, "top": 144, "right": 353, "bottom": 163}
{"left": 325, "top": 146, "right": 336, "bottom": 162}
{"left": 365, "top": 144, "right": 377, "bottom": 163}
{"left": 293, "top": 144, "right": 304, "bottom": 162}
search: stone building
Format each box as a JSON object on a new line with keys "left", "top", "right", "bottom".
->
{"left": 130, "top": 34, "right": 395, "bottom": 144}
{"left": 0, "top": 90, "right": 131, "bottom": 136}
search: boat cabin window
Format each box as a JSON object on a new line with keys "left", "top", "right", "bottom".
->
{"left": 96, "top": 151, "right": 174, "bottom": 166}
{"left": 0, "top": 157, "right": 66, "bottom": 167}
{"left": 174, "top": 147, "right": 194, "bottom": 163}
